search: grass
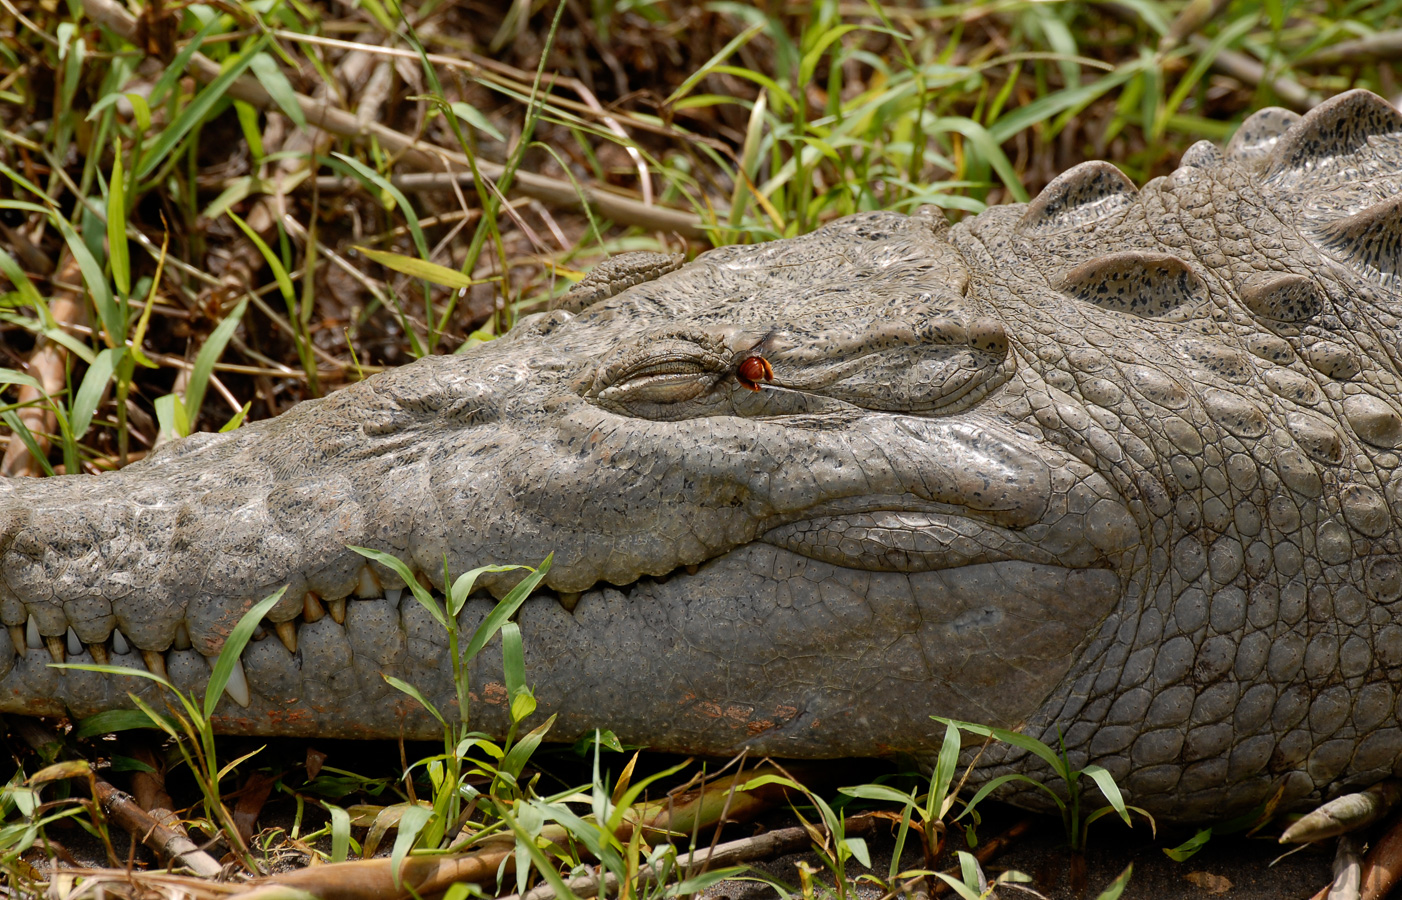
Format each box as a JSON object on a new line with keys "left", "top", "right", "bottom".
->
{"left": 4, "top": 571, "right": 1148, "bottom": 899}
{"left": 2, "top": 0, "right": 1400, "bottom": 896}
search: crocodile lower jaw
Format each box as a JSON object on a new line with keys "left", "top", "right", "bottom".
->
{"left": 0, "top": 548, "right": 1122, "bottom": 751}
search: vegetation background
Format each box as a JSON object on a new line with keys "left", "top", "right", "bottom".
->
{"left": 2, "top": 0, "right": 1402, "bottom": 898}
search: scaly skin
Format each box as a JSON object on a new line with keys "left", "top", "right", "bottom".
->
{"left": 4, "top": 90, "right": 1402, "bottom": 822}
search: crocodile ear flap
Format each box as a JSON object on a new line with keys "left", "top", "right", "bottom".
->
{"left": 1264, "top": 90, "right": 1402, "bottom": 182}
{"left": 1318, "top": 195, "right": 1402, "bottom": 279}
{"left": 1056, "top": 251, "right": 1204, "bottom": 319}
{"left": 1225, "top": 107, "right": 1300, "bottom": 167}
{"left": 1018, "top": 161, "right": 1138, "bottom": 233}
{"left": 556, "top": 251, "right": 685, "bottom": 313}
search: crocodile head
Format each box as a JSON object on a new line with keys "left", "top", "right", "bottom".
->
{"left": 5, "top": 89, "right": 1402, "bottom": 821}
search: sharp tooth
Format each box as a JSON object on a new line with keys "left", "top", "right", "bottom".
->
{"left": 26, "top": 615, "right": 40, "bottom": 650}
{"left": 112, "top": 629, "right": 130, "bottom": 655}
{"left": 172, "top": 622, "right": 191, "bottom": 651}
{"left": 558, "top": 591, "right": 581, "bottom": 612}
{"left": 385, "top": 588, "right": 403, "bottom": 606}
{"left": 415, "top": 570, "right": 433, "bottom": 592}
{"left": 686, "top": 564, "right": 699, "bottom": 575}
{"left": 8, "top": 626, "right": 24, "bottom": 651}
{"left": 222, "top": 656, "right": 251, "bottom": 708}
{"left": 356, "top": 565, "right": 382, "bottom": 598}
{"left": 142, "top": 650, "right": 168, "bottom": 681}
{"left": 89, "top": 643, "right": 109, "bottom": 665}
{"left": 328, "top": 598, "right": 346, "bottom": 625}
{"left": 303, "top": 591, "right": 326, "bottom": 622}
{"left": 46, "top": 636, "right": 65, "bottom": 665}
{"left": 67, "top": 627, "right": 81, "bottom": 656}
{"left": 274, "top": 620, "right": 298, "bottom": 653}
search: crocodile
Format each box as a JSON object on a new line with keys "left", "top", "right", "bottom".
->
{"left": 4, "top": 89, "right": 1402, "bottom": 822}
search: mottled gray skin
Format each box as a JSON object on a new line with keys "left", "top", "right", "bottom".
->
{"left": 5, "top": 90, "right": 1402, "bottom": 822}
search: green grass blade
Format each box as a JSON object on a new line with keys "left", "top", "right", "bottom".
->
{"left": 1158, "top": 15, "right": 1258, "bottom": 138}
{"left": 348, "top": 546, "right": 446, "bottom": 630}
{"left": 227, "top": 211, "right": 296, "bottom": 305}
{"left": 501, "top": 622, "right": 536, "bottom": 722}
{"left": 249, "top": 51, "right": 307, "bottom": 129}
{"left": 138, "top": 35, "right": 268, "bottom": 181}
{"left": 0, "top": 248, "right": 48, "bottom": 325}
{"left": 0, "top": 367, "right": 43, "bottom": 393}
{"left": 153, "top": 393, "right": 189, "bottom": 443}
{"left": 325, "top": 802, "right": 352, "bottom": 862}
{"left": 924, "top": 117, "right": 1029, "bottom": 203}
{"left": 55, "top": 215, "right": 120, "bottom": 347}
{"left": 70, "top": 347, "right": 123, "bottom": 440}
{"left": 1, "top": 410, "right": 56, "bottom": 477}
{"left": 219, "top": 401, "right": 251, "bottom": 432}
{"left": 987, "top": 63, "right": 1142, "bottom": 145}
{"left": 74, "top": 708, "right": 171, "bottom": 738}
{"left": 203, "top": 585, "right": 288, "bottom": 720}
{"left": 932, "top": 718, "right": 961, "bottom": 817}
{"left": 354, "top": 245, "right": 480, "bottom": 289}
{"left": 958, "top": 773, "right": 1064, "bottom": 819}
{"left": 838, "top": 784, "right": 915, "bottom": 805}
{"left": 107, "top": 140, "right": 129, "bottom": 296}
{"left": 382, "top": 674, "right": 446, "bottom": 727}
{"left": 146, "top": 18, "right": 222, "bottom": 108}
{"left": 935, "top": 717, "right": 1065, "bottom": 774}
{"left": 497, "top": 802, "right": 583, "bottom": 900}
{"left": 1081, "top": 764, "right": 1132, "bottom": 826}
{"left": 329, "top": 153, "right": 428, "bottom": 259}
{"left": 500, "top": 715, "right": 556, "bottom": 784}
{"left": 667, "top": 867, "right": 750, "bottom": 896}
{"left": 449, "top": 101, "right": 505, "bottom": 141}
{"left": 389, "top": 804, "right": 433, "bottom": 889}
{"left": 463, "top": 555, "right": 553, "bottom": 661}
{"left": 449, "top": 564, "right": 527, "bottom": 617}
{"left": 664, "top": 22, "right": 767, "bottom": 105}
{"left": 1163, "top": 827, "right": 1212, "bottom": 861}
{"left": 1093, "top": 864, "right": 1134, "bottom": 900}
{"left": 183, "top": 297, "right": 247, "bottom": 432}
{"left": 932, "top": 872, "right": 981, "bottom": 900}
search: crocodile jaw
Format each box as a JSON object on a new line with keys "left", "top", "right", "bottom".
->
{"left": 0, "top": 547, "right": 1124, "bottom": 753}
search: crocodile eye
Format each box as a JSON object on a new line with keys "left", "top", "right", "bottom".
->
{"left": 606, "top": 359, "right": 715, "bottom": 403}
{"left": 586, "top": 338, "right": 730, "bottom": 409}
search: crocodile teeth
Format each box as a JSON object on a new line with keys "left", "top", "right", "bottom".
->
{"left": 303, "top": 591, "right": 326, "bottom": 623}
{"left": 172, "top": 622, "right": 192, "bottom": 651}
{"left": 89, "top": 643, "right": 109, "bottom": 665}
{"left": 355, "top": 565, "right": 382, "bottom": 599}
{"left": 328, "top": 598, "right": 347, "bottom": 625}
{"left": 112, "top": 629, "right": 130, "bottom": 655}
{"left": 26, "top": 615, "right": 40, "bottom": 650}
{"left": 46, "top": 636, "right": 65, "bottom": 665}
{"left": 142, "top": 650, "right": 167, "bottom": 681}
{"left": 8, "top": 626, "right": 24, "bottom": 652}
{"left": 66, "top": 627, "right": 81, "bottom": 656}
{"left": 222, "top": 657, "right": 251, "bottom": 708}
{"left": 685, "top": 564, "right": 699, "bottom": 576}
{"left": 385, "top": 588, "right": 403, "bottom": 606}
{"left": 274, "top": 620, "right": 298, "bottom": 654}
{"left": 558, "top": 591, "right": 581, "bottom": 612}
